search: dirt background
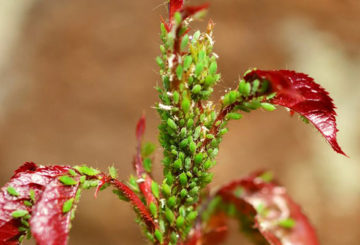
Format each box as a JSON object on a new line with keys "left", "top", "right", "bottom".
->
{"left": 0, "top": 0, "right": 359, "bottom": 244}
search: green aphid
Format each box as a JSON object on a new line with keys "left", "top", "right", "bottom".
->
{"left": 74, "top": 165, "right": 100, "bottom": 176}
{"left": 179, "top": 173, "right": 188, "bottom": 186}
{"left": 181, "top": 34, "right": 189, "bottom": 51}
{"left": 174, "top": 159, "right": 183, "bottom": 170}
{"left": 79, "top": 175, "right": 86, "bottom": 184}
{"left": 165, "top": 208, "right": 175, "bottom": 223}
{"left": 154, "top": 229, "right": 163, "bottom": 244}
{"left": 24, "top": 200, "right": 32, "bottom": 207}
{"left": 7, "top": 186, "right": 19, "bottom": 197}
{"left": 205, "top": 75, "right": 216, "bottom": 86}
{"left": 11, "top": 210, "right": 29, "bottom": 219}
{"left": 167, "top": 196, "right": 177, "bottom": 208}
{"left": 128, "top": 175, "right": 140, "bottom": 192}
{"left": 186, "top": 211, "right": 198, "bottom": 222}
{"left": 151, "top": 181, "right": 160, "bottom": 199}
{"left": 238, "top": 80, "right": 251, "bottom": 96}
{"left": 198, "top": 50, "right": 206, "bottom": 61}
{"left": 162, "top": 183, "right": 171, "bottom": 197}
{"left": 160, "top": 44, "right": 166, "bottom": 54}
{"left": 113, "top": 189, "right": 129, "bottom": 202}
{"left": 62, "top": 198, "right": 74, "bottom": 213}
{"left": 163, "top": 75, "right": 171, "bottom": 90}
{"left": 160, "top": 23, "right": 167, "bottom": 39}
{"left": 68, "top": 169, "right": 77, "bottom": 177}
{"left": 180, "top": 189, "right": 188, "bottom": 198}
{"left": 176, "top": 215, "right": 185, "bottom": 228}
{"left": 173, "top": 91, "right": 180, "bottom": 104}
{"left": 193, "top": 126, "right": 201, "bottom": 139}
{"left": 183, "top": 56, "right": 192, "bottom": 71}
{"left": 230, "top": 91, "right": 239, "bottom": 104}
{"left": 189, "top": 141, "right": 197, "bottom": 154}
{"left": 259, "top": 171, "right": 274, "bottom": 183}
{"left": 252, "top": 79, "right": 260, "bottom": 94}
{"left": 261, "top": 102, "right": 276, "bottom": 111}
{"left": 149, "top": 202, "right": 157, "bottom": 218}
{"left": 278, "top": 218, "right": 296, "bottom": 229}
{"left": 187, "top": 118, "right": 194, "bottom": 128}
{"left": 176, "top": 65, "right": 183, "bottom": 80}
{"left": 59, "top": 176, "right": 77, "bottom": 186}
{"left": 209, "top": 61, "right": 217, "bottom": 75}
{"left": 184, "top": 157, "right": 192, "bottom": 170}
{"left": 29, "top": 189, "right": 36, "bottom": 203}
{"left": 201, "top": 172, "right": 214, "bottom": 184}
{"left": 156, "top": 56, "right": 165, "bottom": 69}
{"left": 145, "top": 231, "right": 155, "bottom": 243}
{"left": 266, "top": 92, "right": 277, "bottom": 100}
{"left": 195, "top": 63, "right": 204, "bottom": 77}
{"left": 219, "top": 128, "right": 228, "bottom": 136}
{"left": 192, "top": 84, "right": 202, "bottom": 94}
{"left": 167, "top": 118, "right": 178, "bottom": 130}
{"left": 226, "top": 112, "right": 243, "bottom": 120}
{"left": 181, "top": 97, "right": 191, "bottom": 114}
{"left": 165, "top": 173, "right": 175, "bottom": 185}
{"left": 260, "top": 81, "right": 270, "bottom": 93}
{"left": 180, "top": 138, "right": 189, "bottom": 148}
{"left": 245, "top": 100, "right": 261, "bottom": 110}
{"left": 143, "top": 158, "right": 152, "bottom": 173}
{"left": 170, "top": 232, "right": 179, "bottom": 244}
{"left": 300, "top": 115, "right": 310, "bottom": 124}
{"left": 194, "top": 153, "right": 203, "bottom": 165}
{"left": 192, "top": 31, "right": 201, "bottom": 43}
{"left": 174, "top": 12, "right": 182, "bottom": 25}
{"left": 189, "top": 186, "right": 200, "bottom": 196}
{"left": 108, "top": 166, "right": 118, "bottom": 179}
{"left": 203, "top": 159, "right": 213, "bottom": 170}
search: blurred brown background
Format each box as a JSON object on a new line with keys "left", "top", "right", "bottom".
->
{"left": 0, "top": 0, "right": 359, "bottom": 244}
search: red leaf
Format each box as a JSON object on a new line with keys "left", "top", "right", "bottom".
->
{"left": 136, "top": 114, "right": 146, "bottom": 142}
{"left": 169, "top": 0, "right": 184, "bottom": 21}
{"left": 30, "top": 177, "right": 80, "bottom": 245}
{"left": 217, "top": 171, "right": 320, "bottom": 245}
{"left": 244, "top": 69, "right": 346, "bottom": 156}
{"left": 134, "top": 115, "right": 158, "bottom": 207}
{"left": 165, "top": 0, "right": 209, "bottom": 32}
{"left": 0, "top": 162, "right": 75, "bottom": 244}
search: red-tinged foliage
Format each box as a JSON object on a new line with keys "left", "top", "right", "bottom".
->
{"left": 187, "top": 213, "right": 228, "bottom": 245}
{"left": 110, "top": 179, "right": 156, "bottom": 230}
{"left": 136, "top": 114, "right": 146, "bottom": 142}
{"left": 215, "top": 171, "right": 319, "bottom": 245}
{"left": 169, "top": 0, "right": 184, "bottom": 21}
{"left": 134, "top": 116, "right": 158, "bottom": 207}
{"left": 30, "top": 177, "right": 80, "bottom": 245}
{"left": 244, "top": 69, "right": 346, "bottom": 156}
{"left": 0, "top": 162, "right": 75, "bottom": 244}
{"left": 165, "top": 0, "right": 209, "bottom": 32}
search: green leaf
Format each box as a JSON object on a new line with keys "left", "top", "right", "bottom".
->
{"left": 29, "top": 189, "right": 36, "bottom": 202}
{"left": 143, "top": 158, "right": 152, "bottom": 173}
{"left": 141, "top": 142, "right": 156, "bottom": 157}
{"left": 59, "top": 176, "right": 77, "bottom": 186}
